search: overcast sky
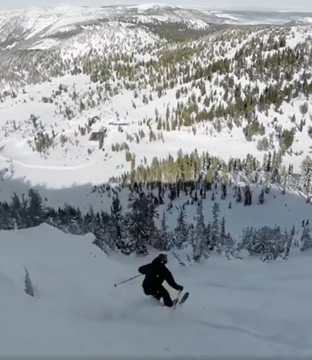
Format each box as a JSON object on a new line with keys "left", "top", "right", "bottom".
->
{"left": 1, "top": 0, "right": 312, "bottom": 11}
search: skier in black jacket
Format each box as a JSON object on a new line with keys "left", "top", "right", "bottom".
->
{"left": 138, "top": 253, "right": 183, "bottom": 307}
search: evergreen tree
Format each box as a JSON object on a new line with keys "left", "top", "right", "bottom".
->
{"left": 110, "top": 196, "right": 126, "bottom": 251}
{"left": 244, "top": 184, "right": 252, "bottom": 206}
{"left": 299, "top": 156, "right": 312, "bottom": 201}
{"left": 300, "top": 225, "right": 312, "bottom": 251}
{"left": 220, "top": 216, "right": 226, "bottom": 242}
{"left": 211, "top": 202, "right": 220, "bottom": 250}
{"left": 238, "top": 226, "right": 254, "bottom": 251}
{"left": 0, "top": 201, "right": 14, "bottom": 230}
{"left": 221, "top": 183, "right": 227, "bottom": 200}
{"left": 258, "top": 189, "right": 264, "bottom": 204}
{"left": 125, "top": 194, "right": 157, "bottom": 255}
{"left": 192, "top": 200, "right": 206, "bottom": 261}
{"left": 174, "top": 206, "right": 189, "bottom": 249}
{"left": 10, "top": 192, "right": 26, "bottom": 229}
{"left": 154, "top": 211, "right": 171, "bottom": 251}
{"left": 236, "top": 187, "right": 242, "bottom": 202}
{"left": 202, "top": 221, "right": 211, "bottom": 252}
{"left": 283, "top": 228, "right": 293, "bottom": 258}
{"left": 27, "top": 189, "right": 44, "bottom": 227}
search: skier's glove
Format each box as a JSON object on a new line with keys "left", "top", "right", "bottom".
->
{"left": 177, "top": 285, "right": 183, "bottom": 292}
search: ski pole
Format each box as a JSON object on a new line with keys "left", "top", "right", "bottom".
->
{"left": 113, "top": 274, "right": 142, "bottom": 288}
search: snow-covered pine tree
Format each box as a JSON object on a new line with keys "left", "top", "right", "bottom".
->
{"left": 62, "top": 204, "right": 82, "bottom": 235}
{"left": 265, "top": 151, "right": 272, "bottom": 172}
{"left": 110, "top": 196, "right": 128, "bottom": 252}
{"left": 244, "top": 184, "right": 252, "bottom": 206}
{"left": 211, "top": 201, "right": 220, "bottom": 250}
{"left": 300, "top": 225, "right": 312, "bottom": 251}
{"left": 125, "top": 194, "right": 157, "bottom": 255}
{"left": 283, "top": 228, "right": 293, "bottom": 259}
{"left": 299, "top": 156, "right": 312, "bottom": 202}
{"left": 281, "top": 165, "right": 290, "bottom": 194}
{"left": 27, "top": 189, "right": 44, "bottom": 227}
{"left": 91, "top": 211, "right": 114, "bottom": 253}
{"left": 220, "top": 216, "right": 226, "bottom": 242}
{"left": 271, "top": 150, "right": 282, "bottom": 183}
{"left": 221, "top": 183, "right": 227, "bottom": 200}
{"left": 174, "top": 206, "right": 189, "bottom": 249}
{"left": 258, "top": 189, "right": 264, "bottom": 204}
{"left": 245, "top": 225, "right": 285, "bottom": 261}
{"left": 10, "top": 192, "right": 23, "bottom": 229}
{"left": 192, "top": 200, "right": 206, "bottom": 261}
{"left": 68, "top": 206, "right": 84, "bottom": 235}
{"left": 236, "top": 187, "right": 242, "bottom": 202}
{"left": 238, "top": 226, "right": 254, "bottom": 251}
{"left": 204, "top": 222, "right": 211, "bottom": 251}
{"left": 154, "top": 211, "right": 171, "bottom": 251}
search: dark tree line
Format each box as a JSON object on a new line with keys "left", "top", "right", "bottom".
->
{"left": 0, "top": 184, "right": 311, "bottom": 263}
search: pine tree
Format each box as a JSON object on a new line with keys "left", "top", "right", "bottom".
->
{"left": 281, "top": 165, "right": 290, "bottom": 194}
{"left": 258, "top": 189, "right": 264, "bottom": 204}
{"left": 154, "top": 211, "right": 171, "bottom": 251}
{"left": 236, "top": 187, "right": 242, "bottom": 202}
{"left": 211, "top": 202, "right": 220, "bottom": 250}
{"left": 27, "top": 189, "right": 44, "bottom": 227}
{"left": 300, "top": 225, "right": 312, "bottom": 251}
{"left": 283, "top": 228, "right": 293, "bottom": 258}
{"left": 125, "top": 194, "right": 157, "bottom": 255}
{"left": 221, "top": 183, "right": 227, "bottom": 200}
{"left": 174, "top": 206, "right": 189, "bottom": 249}
{"left": 10, "top": 192, "right": 23, "bottom": 229}
{"left": 238, "top": 226, "right": 254, "bottom": 251}
{"left": 192, "top": 200, "right": 206, "bottom": 261}
{"left": 0, "top": 201, "right": 14, "bottom": 230}
{"left": 220, "top": 217, "right": 226, "bottom": 242}
{"left": 62, "top": 204, "right": 82, "bottom": 235}
{"left": 110, "top": 196, "right": 126, "bottom": 252}
{"left": 203, "top": 222, "right": 211, "bottom": 255}
{"left": 244, "top": 185, "right": 252, "bottom": 206}
{"left": 299, "top": 156, "right": 312, "bottom": 201}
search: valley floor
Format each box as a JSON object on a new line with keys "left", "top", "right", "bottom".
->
{"left": 0, "top": 224, "right": 311, "bottom": 356}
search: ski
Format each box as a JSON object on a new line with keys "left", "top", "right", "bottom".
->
{"left": 173, "top": 291, "right": 189, "bottom": 310}
{"left": 178, "top": 291, "right": 189, "bottom": 305}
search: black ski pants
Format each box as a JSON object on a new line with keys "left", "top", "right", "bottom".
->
{"left": 143, "top": 284, "right": 173, "bottom": 307}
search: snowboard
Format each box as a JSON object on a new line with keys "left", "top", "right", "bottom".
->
{"left": 173, "top": 291, "right": 189, "bottom": 308}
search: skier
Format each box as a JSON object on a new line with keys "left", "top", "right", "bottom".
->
{"left": 138, "top": 253, "right": 183, "bottom": 307}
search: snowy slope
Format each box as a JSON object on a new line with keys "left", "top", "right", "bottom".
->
{"left": 0, "top": 24, "right": 311, "bottom": 190}
{"left": 0, "top": 223, "right": 312, "bottom": 356}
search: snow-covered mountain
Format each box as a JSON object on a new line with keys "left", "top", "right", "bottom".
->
{"left": 1, "top": 5, "right": 312, "bottom": 356}
{"left": 1, "top": 4, "right": 312, "bottom": 51}
{"left": 0, "top": 4, "right": 311, "bottom": 248}
{"left": 0, "top": 13, "right": 312, "bottom": 186}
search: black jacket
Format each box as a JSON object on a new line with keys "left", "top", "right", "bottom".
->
{"left": 138, "top": 256, "right": 181, "bottom": 291}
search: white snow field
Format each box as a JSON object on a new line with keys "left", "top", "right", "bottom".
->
{"left": 0, "top": 223, "right": 312, "bottom": 357}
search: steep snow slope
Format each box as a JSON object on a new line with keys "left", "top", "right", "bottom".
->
{"left": 0, "top": 223, "right": 312, "bottom": 356}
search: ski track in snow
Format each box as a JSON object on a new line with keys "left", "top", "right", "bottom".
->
{"left": 0, "top": 224, "right": 311, "bottom": 356}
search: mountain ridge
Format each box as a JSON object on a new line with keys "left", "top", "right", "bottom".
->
{"left": 1, "top": 3, "right": 312, "bottom": 51}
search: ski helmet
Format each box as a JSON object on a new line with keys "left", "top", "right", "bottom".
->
{"left": 158, "top": 253, "right": 168, "bottom": 264}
